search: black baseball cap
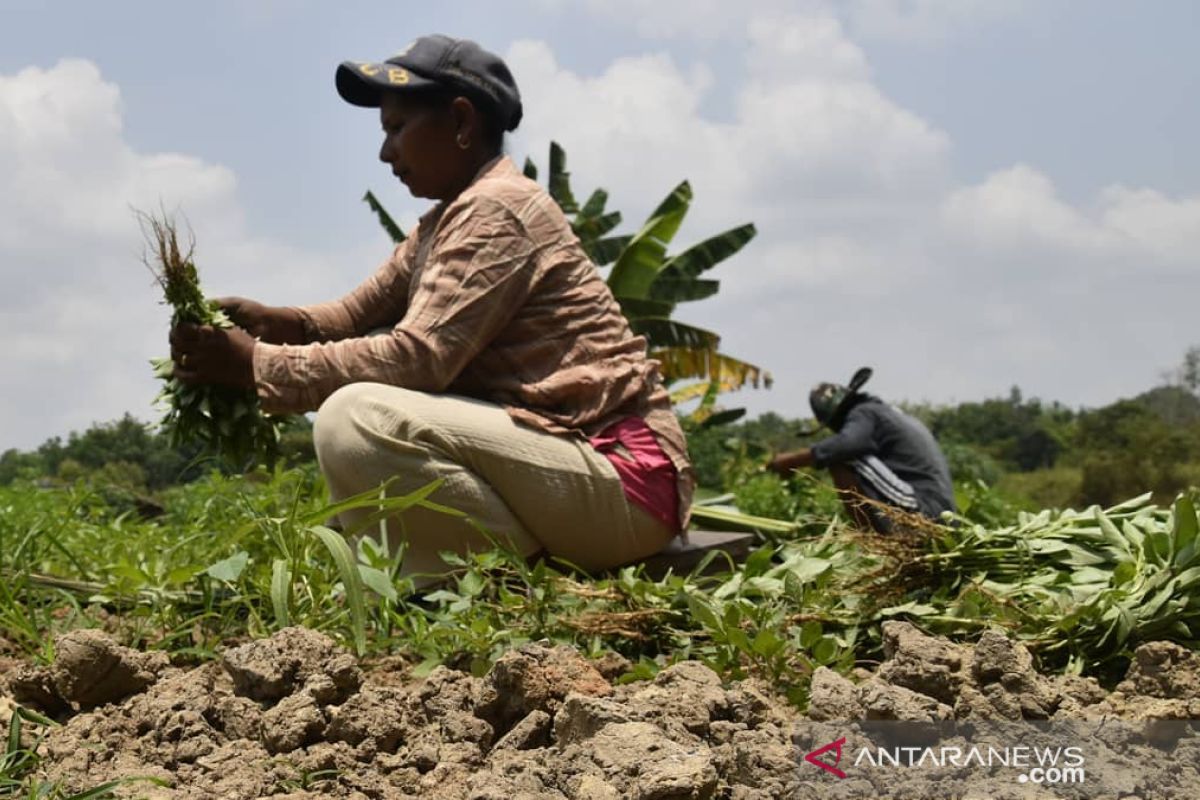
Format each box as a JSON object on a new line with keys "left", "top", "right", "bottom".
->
{"left": 336, "top": 35, "right": 523, "bottom": 131}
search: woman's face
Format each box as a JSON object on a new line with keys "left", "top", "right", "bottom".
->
{"left": 378, "top": 92, "right": 476, "bottom": 202}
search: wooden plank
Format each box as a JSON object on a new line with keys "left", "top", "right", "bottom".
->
{"left": 632, "top": 530, "right": 756, "bottom": 579}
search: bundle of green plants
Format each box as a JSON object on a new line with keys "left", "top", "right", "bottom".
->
{"left": 902, "top": 491, "right": 1200, "bottom": 674}
{"left": 140, "top": 211, "right": 285, "bottom": 468}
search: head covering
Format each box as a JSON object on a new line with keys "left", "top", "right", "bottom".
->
{"left": 807, "top": 367, "right": 874, "bottom": 432}
{"left": 809, "top": 382, "right": 850, "bottom": 427}
{"left": 335, "top": 34, "right": 523, "bottom": 131}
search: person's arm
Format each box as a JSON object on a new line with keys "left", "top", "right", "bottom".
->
{"left": 768, "top": 448, "right": 815, "bottom": 475}
{"left": 252, "top": 195, "right": 538, "bottom": 414}
{"left": 214, "top": 297, "right": 306, "bottom": 344}
{"left": 809, "top": 406, "right": 876, "bottom": 467}
{"left": 294, "top": 234, "right": 419, "bottom": 342}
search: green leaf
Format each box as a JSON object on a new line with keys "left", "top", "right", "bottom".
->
{"left": 630, "top": 318, "right": 719, "bottom": 350}
{"left": 647, "top": 278, "right": 720, "bottom": 304}
{"left": 299, "top": 478, "right": 445, "bottom": 529}
{"left": 607, "top": 180, "right": 692, "bottom": 299}
{"left": 6, "top": 704, "right": 21, "bottom": 757}
{"left": 1139, "top": 581, "right": 1177, "bottom": 621}
{"left": 310, "top": 525, "right": 368, "bottom": 656}
{"left": 657, "top": 223, "right": 756, "bottom": 281}
{"left": 878, "top": 601, "right": 940, "bottom": 617}
{"left": 580, "top": 188, "right": 610, "bottom": 220}
{"left": 743, "top": 546, "right": 775, "bottom": 578}
{"left": 713, "top": 573, "right": 744, "bottom": 600}
{"left": 1071, "top": 566, "right": 1112, "bottom": 585}
{"left": 205, "top": 551, "right": 249, "bottom": 583}
{"left": 270, "top": 559, "right": 291, "bottom": 628}
{"left": 1061, "top": 543, "right": 1109, "bottom": 567}
{"left": 586, "top": 235, "right": 632, "bottom": 266}
{"left": 700, "top": 408, "right": 746, "bottom": 429}
{"left": 1114, "top": 604, "right": 1134, "bottom": 646}
{"left": 799, "top": 621, "right": 823, "bottom": 649}
{"left": 1096, "top": 511, "right": 1130, "bottom": 552}
{"left": 358, "top": 565, "right": 398, "bottom": 602}
{"left": 363, "top": 190, "right": 406, "bottom": 243}
{"left": 548, "top": 142, "right": 579, "bottom": 213}
{"left": 687, "top": 594, "right": 722, "bottom": 633}
{"left": 1146, "top": 530, "right": 1172, "bottom": 566}
{"left": 751, "top": 629, "right": 784, "bottom": 658}
{"left": 617, "top": 298, "right": 675, "bottom": 319}
{"left": 1174, "top": 565, "right": 1200, "bottom": 589}
{"left": 1172, "top": 496, "right": 1198, "bottom": 559}
{"left": 782, "top": 557, "right": 832, "bottom": 586}
{"left": 727, "top": 627, "right": 752, "bottom": 652}
{"left": 458, "top": 570, "right": 485, "bottom": 597}
{"left": 812, "top": 637, "right": 838, "bottom": 664}
{"left": 166, "top": 565, "right": 202, "bottom": 586}
{"left": 573, "top": 209, "right": 622, "bottom": 242}
{"left": 1112, "top": 561, "right": 1138, "bottom": 586}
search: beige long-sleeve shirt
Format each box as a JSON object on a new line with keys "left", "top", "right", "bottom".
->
{"left": 252, "top": 156, "right": 694, "bottom": 527}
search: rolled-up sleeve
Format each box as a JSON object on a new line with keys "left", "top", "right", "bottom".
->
{"left": 252, "top": 196, "right": 538, "bottom": 414}
{"left": 293, "top": 235, "right": 418, "bottom": 342}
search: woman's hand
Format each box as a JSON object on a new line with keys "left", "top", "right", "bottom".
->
{"left": 216, "top": 296, "right": 306, "bottom": 344}
{"left": 170, "top": 323, "right": 257, "bottom": 388}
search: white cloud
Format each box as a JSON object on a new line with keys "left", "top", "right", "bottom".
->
{"left": 0, "top": 59, "right": 354, "bottom": 450}
{"left": 942, "top": 165, "right": 1200, "bottom": 277}
{"left": 941, "top": 165, "right": 1118, "bottom": 256}
{"left": 0, "top": 61, "right": 234, "bottom": 236}
{"left": 508, "top": 12, "right": 950, "bottom": 235}
{"left": 844, "top": 0, "right": 1028, "bottom": 42}
{"left": 539, "top": 0, "right": 1024, "bottom": 44}
{"left": 1099, "top": 186, "right": 1200, "bottom": 267}
{"left": 574, "top": 0, "right": 806, "bottom": 41}
{"left": 744, "top": 12, "right": 870, "bottom": 81}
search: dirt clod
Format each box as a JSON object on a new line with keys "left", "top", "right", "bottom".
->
{"left": 10, "top": 629, "right": 168, "bottom": 712}
{"left": 876, "top": 620, "right": 967, "bottom": 705}
{"left": 221, "top": 625, "right": 361, "bottom": 702}
{"left": 1117, "top": 641, "right": 1200, "bottom": 699}
{"left": 10, "top": 625, "right": 1200, "bottom": 798}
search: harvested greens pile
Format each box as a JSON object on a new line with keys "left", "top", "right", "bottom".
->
{"left": 141, "top": 212, "right": 284, "bottom": 467}
{"left": 872, "top": 492, "right": 1200, "bottom": 674}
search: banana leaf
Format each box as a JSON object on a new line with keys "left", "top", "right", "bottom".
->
{"left": 657, "top": 223, "right": 756, "bottom": 281}
{"left": 607, "top": 181, "right": 693, "bottom": 299}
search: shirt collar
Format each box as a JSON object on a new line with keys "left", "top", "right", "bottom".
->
{"left": 417, "top": 154, "right": 515, "bottom": 230}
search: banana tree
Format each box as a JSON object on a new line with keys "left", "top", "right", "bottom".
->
{"left": 524, "top": 143, "right": 771, "bottom": 396}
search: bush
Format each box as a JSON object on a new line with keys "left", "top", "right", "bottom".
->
{"left": 996, "top": 466, "right": 1083, "bottom": 510}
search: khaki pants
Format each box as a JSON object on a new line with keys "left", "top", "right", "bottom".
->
{"left": 312, "top": 383, "right": 674, "bottom": 580}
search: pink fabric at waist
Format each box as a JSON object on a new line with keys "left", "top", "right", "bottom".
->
{"left": 588, "top": 416, "right": 679, "bottom": 534}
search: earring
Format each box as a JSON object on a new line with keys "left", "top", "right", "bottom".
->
{"left": 456, "top": 133, "right": 471, "bottom": 150}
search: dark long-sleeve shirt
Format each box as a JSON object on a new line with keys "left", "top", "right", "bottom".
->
{"left": 811, "top": 399, "right": 956, "bottom": 517}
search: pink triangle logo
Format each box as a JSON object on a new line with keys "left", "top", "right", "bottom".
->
{"left": 804, "top": 736, "right": 848, "bottom": 779}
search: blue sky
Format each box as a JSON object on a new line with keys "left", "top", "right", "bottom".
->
{"left": 2, "top": 1, "right": 1198, "bottom": 450}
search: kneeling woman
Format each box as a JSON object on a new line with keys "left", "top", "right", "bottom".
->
{"left": 169, "top": 35, "right": 694, "bottom": 579}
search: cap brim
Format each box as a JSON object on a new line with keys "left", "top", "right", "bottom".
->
{"left": 335, "top": 61, "right": 441, "bottom": 108}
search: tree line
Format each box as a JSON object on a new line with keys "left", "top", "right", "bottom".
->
{"left": 688, "top": 347, "right": 1200, "bottom": 511}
